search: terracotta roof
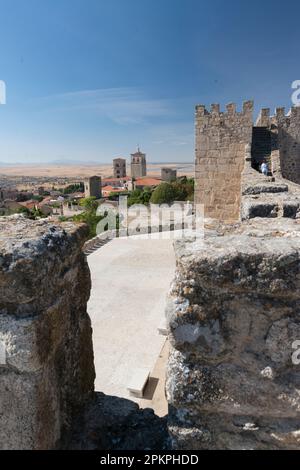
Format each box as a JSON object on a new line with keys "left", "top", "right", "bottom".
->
{"left": 102, "top": 186, "right": 126, "bottom": 193}
{"left": 19, "top": 200, "right": 36, "bottom": 209}
{"left": 135, "top": 178, "right": 161, "bottom": 187}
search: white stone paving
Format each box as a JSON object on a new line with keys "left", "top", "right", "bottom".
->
{"left": 87, "top": 235, "right": 175, "bottom": 401}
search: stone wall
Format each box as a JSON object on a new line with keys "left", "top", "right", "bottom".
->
{"left": 166, "top": 218, "right": 300, "bottom": 450}
{"left": 252, "top": 106, "right": 300, "bottom": 182}
{"left": 274, "top": 107, "right": 300, "bottom": 184}
{"left": 113, "top": 158, "right": 127, "bottom": 178}
{"left": 84, "top": 176, "right": 102, "bottom": 199}
{"left": 161, "top": 168, "right": 177, "bottom": 182}
{"left": 0, "top": 216, "right": 95, "bottom": 450}
{"left": 195, "top": 101, "right": 253, "bottom": 222}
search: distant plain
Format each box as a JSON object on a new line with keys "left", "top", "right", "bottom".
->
{"left": 0, "top": 162, "right": 194, "bottom": 179}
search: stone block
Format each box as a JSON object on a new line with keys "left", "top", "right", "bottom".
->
{"left": 0, "top": 216, "right": 95, "bottom": 449}
{"left": 166, "top": 218, "right": 300, "bottom": 449}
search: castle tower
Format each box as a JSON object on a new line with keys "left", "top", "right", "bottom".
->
{"left": 130, "top": 148, "right": 147, "bottom": 178}
{"left": 113, "top": 158, "right": 127, "bottom": 178}
{"left": 84, "top": 176, "right": 102, "bottom": 199}
{"left": 161, "top": 167, "right": 177, "bottom": 182}
{"left": 195, "top": 101, "right": 254, "bottom": 221}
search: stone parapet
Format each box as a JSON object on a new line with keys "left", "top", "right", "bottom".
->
{"left": 0, "top": 216, "right": 95, "bottom": 450}
{"left": 166, "top": 218, "right": 300, "bottom": 450}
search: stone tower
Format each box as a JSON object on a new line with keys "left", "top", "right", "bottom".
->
{"left": 195, "top": 101, "right": 253, "bottom": 221}
{"left": 131, "top": 148, "right": 147, "bottom": 178}
{"left": 161, "top": 168, "right": 177, "bottom": 182}
{"left": 84, "top": 176, "right": 102, "bottom": 199}
{"left": 113, "top": 158, "right": 127, "bottom": 178}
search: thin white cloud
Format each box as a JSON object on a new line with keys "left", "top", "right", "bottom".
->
{"left": 37, "top": 87, "right": 173, "bottom": 125}
{"left": 150, "top": 122, "right": 194, "bottom": 147}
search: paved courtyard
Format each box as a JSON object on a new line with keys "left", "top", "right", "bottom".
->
{"left": 87, "top": 236, "right": 175, "bottom": 405}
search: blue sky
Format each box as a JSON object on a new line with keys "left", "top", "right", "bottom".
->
{"left": 0, "top": 0, "right": 299, "bottom": 164}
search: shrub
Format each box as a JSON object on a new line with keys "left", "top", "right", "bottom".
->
{"left": 150, "top": 183, "right": 177, "bottom": 204}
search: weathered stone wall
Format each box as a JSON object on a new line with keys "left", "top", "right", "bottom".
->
{"left": 274, "top": 107, "right": 300, "bottom": 184}
{"left": 161, "top": 168, "right": 177, "bottom": 182}
{"left": 166, "top": 218, "right": 300, "bottom": 450}
{"left": 0, "top": 216, "right": 95, "bottom": 450}
{"left": 113, "top": 158, "right": 127, "bottom": 178}
{"left": 195, "top": 101, "right": 253, "bottom": 222}
{"left": 253, "top": 106, "right": 300, "bottom": 182}
{"left": 84, "top": 176, "right": 102, "bottom": 199}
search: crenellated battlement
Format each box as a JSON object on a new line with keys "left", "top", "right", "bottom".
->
{"left": 254, "top": 105, "right": 300, "bottom": 128}
{"left": 196, "top": 100, "right": 254, "bottom": 121}
{"left": 255, "top": 106, "right": 300, "bottom": 128}
{"left": 255, "top": 108, "right": 271, "bottom": 127}
{"left": 271, "top": 105, "right": 300, "bottom": 124}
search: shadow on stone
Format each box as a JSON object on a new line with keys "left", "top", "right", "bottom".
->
{"left": 142, "top": 377, "right": 159, "bottom": 401}
{"left": 68, "top": 392, "right": 170, "bottom": 450}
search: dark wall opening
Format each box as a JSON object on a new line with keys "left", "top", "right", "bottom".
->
{"left": 251, "top": 127, "right": 272, "bottom": 171}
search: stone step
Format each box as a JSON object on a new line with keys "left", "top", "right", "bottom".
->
{"left": 127, "top": 368, "right": 150, "bottom": 398}
{"left": 243, "top": 183, "right": 289, "bottom": 196}
{"left": 242, "top": 198, "right": 300, "bottom": 220}
{"left": 158, "top": 319, "right": 168, "bottom": 336}
{"left": 84, "top": 239, "right": 110, "bottom": 256}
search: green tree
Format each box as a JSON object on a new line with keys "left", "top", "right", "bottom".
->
{"left": 171, "top": 182, "right": 188, "bottom": 201}
{"left": 126, "top": 188, "right": 154, "bottom": 206}
{"left": 149, "top": 179, "right": 194, "bottom": 205}
{"left": 72, "top": 211, "right": 104, "bottom": 238}
{"left": 17, "top": 206, "right": 46, "bottom": 220}
{"left": 17, "top": 206, "right": 31, "bottom": 217}
{"left": 79, "top": 196, "right": 98, "bottom": 211}
{"left": 127, "top": 189, "right": 143, "bottom": 206}
{"left": 32, "top": 195, "right": 44, "bottom": 202}
{"left": 63, "top": 183, "right": 84, "bottom": 194}
{"left": 31, "top": 208, "right": 45, "bottom": 219}
{"left": 108, "top": 191, "right": 129, "bottom": 201}
{"left": 150, "top": 183, "right": 177, "bottom": 204}
{"left": 72, "top": 197, "right": 110, "bottom": 239}
{"left": 141, "top": 187, "right": 152, "bottom": 204}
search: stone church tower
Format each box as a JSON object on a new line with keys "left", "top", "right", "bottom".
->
{"left": 113, "top": 158, "right": 127, "bottom": 178}
{"left": 130, "top": 148, "right": 147, "bottom": 178}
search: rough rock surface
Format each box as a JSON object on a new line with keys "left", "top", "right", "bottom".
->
{"left": 166, "top": 218, "right": 300, "bottom": 450}
{"left": 0, "top": 215, "right": 95, "bottom": 450}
